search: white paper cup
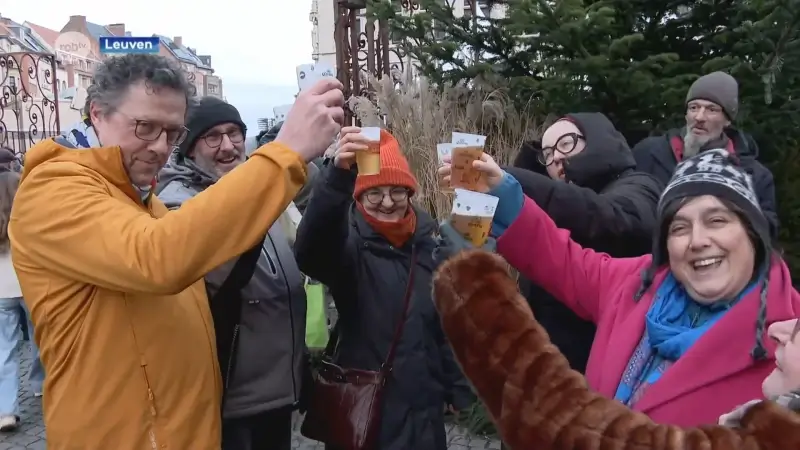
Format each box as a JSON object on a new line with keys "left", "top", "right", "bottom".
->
{"left": 451, "top": 132, "right": 486, "bottom": 147}
{"left": 450, "top": 188, "right": 499, "bottom": 247}
{"left": 437, "top": 143, "right": 453, "bottom": 164}
{"left": 359, "top": 127, "right": 381, "bottom": 142}
{"left": 356, "top": 127, "right": 382, "bottom": 175}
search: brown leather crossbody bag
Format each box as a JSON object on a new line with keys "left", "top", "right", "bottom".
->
{"left": 300, "top": 247, "right": 418, "bottom": 450}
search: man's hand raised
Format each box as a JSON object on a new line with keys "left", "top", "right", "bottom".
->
{"left": 276, "top": 78, "right": 345, "bottom": 162}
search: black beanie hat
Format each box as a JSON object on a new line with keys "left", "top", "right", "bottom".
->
{"left": 178, "top": 97, "right": 247, "bottom": 158}
{"left": 635, "top": 148, "right": 771, "bottom": 360}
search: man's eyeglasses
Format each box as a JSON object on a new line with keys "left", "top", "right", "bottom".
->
{"left": 202, "top": 129, "right": 245, "bottom": 148}
{"left": 364, "top": 187, "right": 409, "bottom": 205}
{"left": 117, "top": 110, "right": 189, "bottom": 146}
{"left": 537, "top": 132, "right": 584, "bottom": 166}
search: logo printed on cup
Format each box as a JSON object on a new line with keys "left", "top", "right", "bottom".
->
{"left": 450, "top": 189, "right": 499, "bottom": 247}
{"left": 296, "top": 64, "right": 316, "bottom": 91}
{"left": 452, "top": 132, "right": 486, "bottom": 146}
{"left": 315, "top": 62, "right": 336, "bottom": 78}
{"left": 437, "top": 143, "right": 453, "bottom": 162}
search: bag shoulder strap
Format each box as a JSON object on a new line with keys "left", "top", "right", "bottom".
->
{"left": 322, "top": 246, "right": 419, "bottom": 370}
{"left": 381, "top": 246, "right": 418, "bottom": 371}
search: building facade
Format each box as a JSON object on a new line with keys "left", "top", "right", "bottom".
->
{"left": 0, "top": 15, "right": 65, "bottom": 146}
{"left": 2, "top": 13, "right": 224, "bottom": 154}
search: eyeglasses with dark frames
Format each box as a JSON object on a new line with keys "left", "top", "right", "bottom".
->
{"left": 364, "top": 187, "right": 409, "bottom": 205}
{"left": 202, "top": 129, "right": 245, "bottom": 148}
{"left": 537, "top": 132, "right": 584, "bottom": 166}
{"left": 116, "top": 110, "right": 189, "bottom": 147}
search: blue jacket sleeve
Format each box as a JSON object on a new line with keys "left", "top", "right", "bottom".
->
{"left": 489, "top": 172, "right": 525, "bottom": 237}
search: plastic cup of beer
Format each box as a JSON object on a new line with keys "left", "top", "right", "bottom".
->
{"left": 437, "top": 143, "right": 454, "bottom": 194}
{"left": 450, "top": 188, "right": 499, "bottom": 247}
{"left": 450, "top": 132, "right": 488, "bottom": 191}
{"left": 356, "top": 127, "right": 381, "bottom": 176}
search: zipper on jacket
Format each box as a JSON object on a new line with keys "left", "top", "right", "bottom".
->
{"left": 140, "top": 360, "right": 158, "bottom": 418}
{"left": 266, "top": 233, "right": 299, "bottom": 404}
{"left": 123, "top": 301, "right": 160, "bottom": 447}
{"left": 225, "top": 324, "right": 240, "bottom": 389}
{"left": 140, "top": 358, "right": 160, "bottom": 447}
{"left": 286, "top": 284, "right": 298, "bottom": 404}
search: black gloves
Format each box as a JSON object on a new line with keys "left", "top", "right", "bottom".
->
{"left": 433, "top": 221, "right": 497, "bottom": 266}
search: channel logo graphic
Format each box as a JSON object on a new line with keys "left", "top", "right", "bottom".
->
{"left": 99, "top": 36, "right": 160, "bottom": 55}
{"left": 55, "top": 32, "right": 92, "bottom": 57}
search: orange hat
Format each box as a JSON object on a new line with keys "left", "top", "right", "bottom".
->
{"left": 353, "top": 129, "right": 418, "bottom": 198}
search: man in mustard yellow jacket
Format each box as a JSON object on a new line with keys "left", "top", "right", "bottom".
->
{"left": 8, "top": 54, "right": 344, "bottom": 450}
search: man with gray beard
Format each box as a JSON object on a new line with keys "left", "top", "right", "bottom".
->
{"left": 631, "top": 71, "right": 778, "bottom": 237}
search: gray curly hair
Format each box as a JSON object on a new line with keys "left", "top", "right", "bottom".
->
{"left": 83, "top": 54, "right": 196, "bottom": 118}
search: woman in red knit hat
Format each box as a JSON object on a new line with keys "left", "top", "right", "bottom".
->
{"left": 294, "top": 126, "right": 473, "bottom": 450}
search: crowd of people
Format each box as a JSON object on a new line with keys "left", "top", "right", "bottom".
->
{"left": 0, "top": 51, "right": 794, "bottom": 450}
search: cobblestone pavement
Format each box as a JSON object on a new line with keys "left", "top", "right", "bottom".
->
{"left": 2, "top": 344, "right": 502, "bottom": 449}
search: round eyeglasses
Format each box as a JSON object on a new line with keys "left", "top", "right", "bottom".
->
{"left": 202, "top": 129, "right": 245, "bottom": 148}
{"left": 117, "top": 110, "right": 189, "bottom": 147}
{"left": 537, "top": 132, "right": 584, "bottom": 166}
{"left": 364, "top": 188, "right": 409, "bottom": 205}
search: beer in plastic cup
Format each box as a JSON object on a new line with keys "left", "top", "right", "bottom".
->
{"left": 450, "top": 188, "right": 499, "bottom": 247}
{"left": 437, "top": 143, "right": 454, "bottom": 193}
{"left": 450, "top": 132, "right": 488, "bottom": 191}
{"left": 356, "top": 127, "right": 381, "bottom": 175}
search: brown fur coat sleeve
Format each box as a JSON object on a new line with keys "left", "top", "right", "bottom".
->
{"left": 432, "top": 250, "right": 800, "bottom": 450}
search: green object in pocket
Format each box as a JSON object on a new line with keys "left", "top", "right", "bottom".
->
{"left": 305, "top": 278, "right": 329, "bottom": 349}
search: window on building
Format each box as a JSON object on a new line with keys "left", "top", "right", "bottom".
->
{"left": 208, "top": 85, "right": 217, "bottom": 94}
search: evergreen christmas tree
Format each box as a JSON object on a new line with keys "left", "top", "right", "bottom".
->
{"left": 374, "top": 0, "right": 800, "bottom": 142}
{"left": 375, "top": 0, "right": 800, "bottom": 278}
{"left": 372, "top": 0, "right": 800, "bottom": 440}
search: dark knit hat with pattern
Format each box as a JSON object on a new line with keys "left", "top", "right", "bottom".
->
{"left": 177, "top": 96, "right": 247, "bottom": 158}
{"left": 635, "top": 148, "right": 770, "bottom": 360}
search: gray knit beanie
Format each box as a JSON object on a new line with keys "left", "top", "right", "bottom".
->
{"left": 686, "top": 71, "right": 739, "bottom": 120}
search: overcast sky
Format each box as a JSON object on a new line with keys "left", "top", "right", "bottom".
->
{"left": 0, "top": 0, "right": 312, "bottom": 134}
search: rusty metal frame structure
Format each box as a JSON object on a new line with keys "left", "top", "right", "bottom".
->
{"left": 0, "top": 51, "right": 61, "bottom": 157}
{"left": 334, "top": 0, "right": 420, "bottom": 124}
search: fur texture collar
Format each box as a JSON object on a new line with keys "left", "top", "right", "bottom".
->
{"left": 432, "top": 250, "right": 800, "bottom": 450}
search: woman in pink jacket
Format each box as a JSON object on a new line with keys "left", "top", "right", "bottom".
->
{"left": 437, "top": 148, "right": 800, "bottom": 426}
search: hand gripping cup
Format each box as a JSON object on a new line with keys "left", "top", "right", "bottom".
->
{"left": 356, "top": 127, "right": 381, "bottom": 175}
{"left": 450, "top": 132, "right": 488, "bottom": 191}
{"left": 437, "top": 143, "right": 455, "bottom": 194}
{"left": 450, "top": 188, "right": 499, "bottom": 247}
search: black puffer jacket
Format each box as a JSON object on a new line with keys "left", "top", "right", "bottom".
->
{"left": 507, "top": 112, "right": 663, "bottom": 373}
{"left": 631, "top": 127, "right": 779, "bottom": 238}
{"left": 294, "top": 164, "right": 473, "bottom": 450}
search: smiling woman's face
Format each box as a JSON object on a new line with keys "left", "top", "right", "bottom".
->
{"left": 666, "top": 195, "right": 755, "bottom": 304}
{"left": 762, "top": 319, "right": 800, "bottom": 397}
{"left": 359, "top": 185, "right": 410, "bottom": 222}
